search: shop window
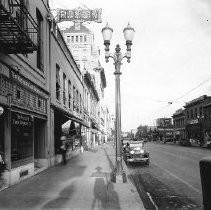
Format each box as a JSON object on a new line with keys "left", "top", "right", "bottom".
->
{"left": 56, "top": 64, "right": 61, "bottom": 101}
{"left": 11, "top": 112, "right": 33, "bottom": 168}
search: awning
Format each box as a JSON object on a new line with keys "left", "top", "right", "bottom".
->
{"left": 51, "top": 104, "right": 89, "bottom": 128}
{"left": 70, "top": 116, "right": 90, "bottom": 128}
{"left": 186, "top": 123, "right": 202, "bottom": 133}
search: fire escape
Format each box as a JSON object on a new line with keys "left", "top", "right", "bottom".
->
{"left": 0, "top": 0, "right": 38, "bottom": 54}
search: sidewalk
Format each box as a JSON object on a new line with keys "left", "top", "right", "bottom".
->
{"left": 0, "top": 143, "right": 145, "bottom": 210}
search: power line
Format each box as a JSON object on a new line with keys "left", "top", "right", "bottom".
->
{"left": 171, "top": 76, "right": 211, "bottom": 104}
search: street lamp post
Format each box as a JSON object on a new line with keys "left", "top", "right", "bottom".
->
{"left": 102, "top": 23, "right": 135, "bottom": 183}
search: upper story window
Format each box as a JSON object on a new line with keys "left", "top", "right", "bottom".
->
{"left": 84, "top": 35, "right": 87, "bottom": 42}
{"left": 80, "top": 36, "right": 83, "bottom": 42}
{"left": 199, "top": 106, "right": 203, "bottom": 116}
{"left": 76, "top": 36, "right": 78, "bottom": 42}
{"left": 190, "top": 109, "right": 193, "bottom": 119}
{"left": 76, "top": 90, "right": 79, "bottom": 104}
{"left": 195, "top": 108, "right": 198, "bottom": 118}
{"left": 67, "top": 36, "right": 70, "bottom": 43}
{"left": 71, "top": 36, "right": 74, "bottom": 42}
{"left": 68, "top": 80, "right": 72, "bottom": 109}
{"left": 56, "top": 64, "right": 61, "bottom": 101}
{"left": 63, "top": 73, "right": 67, "bottom": 105}
{"left": 73, "top": 86, "right": 76, "bottom": 101}
{"left": 36, "top": 9, "right": 44, "bottom": 71}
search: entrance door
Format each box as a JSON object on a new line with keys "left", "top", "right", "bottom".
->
{"left": 34, "top": 118, "right": 46, "bottom": 168}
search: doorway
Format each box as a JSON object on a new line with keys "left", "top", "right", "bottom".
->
{"left": 34, "top": 118, "right": 46, "bottom": 169}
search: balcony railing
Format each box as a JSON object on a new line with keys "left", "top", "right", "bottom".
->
{"left": 0, "top": 0, "right": 38, "bottom": 54}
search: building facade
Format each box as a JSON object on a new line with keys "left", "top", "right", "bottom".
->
{"left": 184, "top": 95, "right": 211, "bottom": 145}
{"left": 0, "top": 0, "right": 51, "bottom": 186}
{"left": 61, "top": 21, "right": 107, "bottom": 148}
{"left": 172, "top": 109, "right": 185, "bottom": 142}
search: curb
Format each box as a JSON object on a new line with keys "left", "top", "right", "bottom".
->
{"left": 122, "top": 159, "right": 146, "bottom": 209}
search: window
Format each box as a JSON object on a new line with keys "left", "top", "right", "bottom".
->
{"left": 84, "top": 35, "right": 87, "bottom": 42}
{"left": 76, "top": 36, "right": 78, "bottom": 42}
{"left": 63, "top": 73, "right": 67, "bottom": 105}
{"left": 56, "top": 64, "right": 61, "bottom": 101}
{"left": 80, "top": 94, "right": 82, "bottom": 113}
{"left": 68, "top": 80, "right": 72, "bottom": 109}
{"left": 190, "top": 109, "right": 193, "bottom": 118}
{"left": 71, "top": 36, "right": 74, "bottom": 42}
{"left": 195, "top": 108, "right": 197, "bottom": 118}
{"left": 16, "top": 89, "right": 21, "bottom": 99}
{"left": 80, "top": 36, "right": 83, "bottom": 42}
{"left": 73, "top": 86, "right": 76, "bottom": 109}
{"left": 11, "top": 112, "right": 33, "bottom": 168}
{"left": 76, "top": 90, "right": 79, "bottom": 104}
{"left": 199, "top": 106, "right": 203, "bottom": 116}
{"left": 38, "top": 99, "right": 41, "bottom": 108}
{"left": 67, "top": 36, "right": 70, "bottom": 43}
{"left": 36, "top": 9, "right": 44, "bottom": 71}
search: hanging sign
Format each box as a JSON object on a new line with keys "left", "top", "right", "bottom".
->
{"left": 56, "top": 7, "right": 102, "bottom": 23}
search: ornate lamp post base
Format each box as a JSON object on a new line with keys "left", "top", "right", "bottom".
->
{"left": 111, "top": 158, "right": 127, "bottom": 183}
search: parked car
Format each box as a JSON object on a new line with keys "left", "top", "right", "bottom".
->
{"left": 122, "top": 137, "right": 133, "bottom": 149}
{"left": 123, "top": 141, "right": 149, "bottom": 165}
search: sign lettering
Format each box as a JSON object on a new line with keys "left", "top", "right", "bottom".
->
{"left": 57, "top": 8, "right": 102, "bottom": 23}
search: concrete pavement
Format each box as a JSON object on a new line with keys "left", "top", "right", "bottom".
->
{"left": 0, "top": 143, "right": 145, "bottom": 210}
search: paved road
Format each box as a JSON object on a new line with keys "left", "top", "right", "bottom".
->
{"left": 128, "top": 141, "right": 211, "bottom": 210}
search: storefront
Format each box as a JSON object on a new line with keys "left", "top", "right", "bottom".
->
{"left": 186, "top": 123, "right": 203, "bottom": 140}
{"left": 0, "top": 62, "right": 49, "bottom": 186}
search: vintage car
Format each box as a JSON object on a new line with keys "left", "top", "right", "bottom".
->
{"left": 122, "top": 137, "right": 133, "bottom": 149}
{"left": 123, "top": 141, "right": 149, "bottom": 165}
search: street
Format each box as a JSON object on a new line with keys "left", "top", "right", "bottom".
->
{"left": 128, "top": 141, "right": 210, "bottom": 210}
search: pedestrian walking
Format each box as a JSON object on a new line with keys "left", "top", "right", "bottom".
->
{"left": 60, "top": 136, "right": 67, "bottom": 165}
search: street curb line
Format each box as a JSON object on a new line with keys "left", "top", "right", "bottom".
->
{"left": 122, "top": 159, "right": 146, "bottom": 209}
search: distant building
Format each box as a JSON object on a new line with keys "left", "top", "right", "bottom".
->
{"left": 184, "top": 95, "right": 211, "bottom": 143}
{"left": 172, "top": 109, "right": 185, "bottom": 141}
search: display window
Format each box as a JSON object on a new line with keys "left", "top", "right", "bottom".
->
{"left": 11, "top": 112, "right": 33, "bottom": 168}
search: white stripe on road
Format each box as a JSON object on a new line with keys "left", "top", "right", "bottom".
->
{"left": 153, "top": 161, "right": 202, "bottom": 194}
{"left": 147, "top": 192, "right": 158, "bottom": 210}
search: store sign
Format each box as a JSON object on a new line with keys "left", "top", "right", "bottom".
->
{"left": 0, "top": 106, "right": 4, "bottom": 115}
{"left": 12, "top": 113, "right": 33, "bottom": 128}
{"left": 57, "top": 8, "right": 102, "bottom": 23}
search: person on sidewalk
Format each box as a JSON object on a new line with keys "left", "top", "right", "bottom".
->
{"left": 60, "top": 136, "right": 67, "bottom": 165}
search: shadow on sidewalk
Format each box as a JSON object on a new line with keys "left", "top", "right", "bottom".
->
{"left": 103, "top": 148, "right": 115, "bottom": 171}
{"left": 42, "top": 182, "right": 76, "bottom": 209}
{"left": 91, "top": 167, "right": 120, "bottom": 210}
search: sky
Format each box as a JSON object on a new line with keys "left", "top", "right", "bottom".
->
{"left": 50, "top": 0, "right": 211, "bottom": 131}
